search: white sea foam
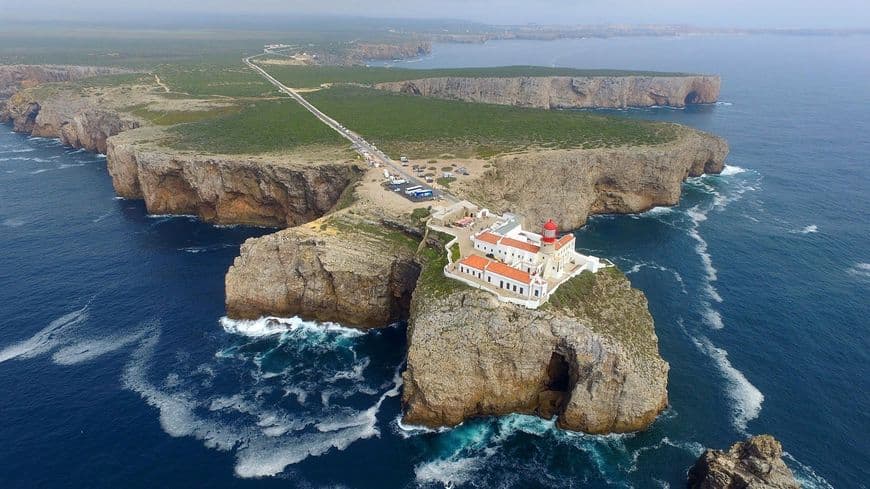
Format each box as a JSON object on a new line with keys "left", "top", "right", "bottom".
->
{"left": 92, "top": 211, "right": 113, "bottom": 223}
{"left": 719, "top": 165, "right": 747, "bottom": 176}
{"left": 691, "top": 336, "right": 764, "bottom": 433}
{"left": 640, "top": 206, "right": 674, "bottom": 217}
{"left": 0, "top": 306, "right": 89, "bottom": 363}
{"left": 2, "top": 217, "right": 27, "bottom": 228}
{"left": 51, "top": 327, "right": 151, "bottom": 365}
{"left": 220, "top": 316, "right": 363, "bottom": 339}
{"left": 792, "top": 224, "right": 818, "bottom": 234}
{"left": 625, "top": 262, "right": 687, "bottom": 294}
{"left": 782, "top": 452, "right": 835, "bottom": 489}
{"left": 702, "top": 305, "right": 725, "bottom": 330}
{"left": 847, "top": 262, "right": 870, "bottom": 279}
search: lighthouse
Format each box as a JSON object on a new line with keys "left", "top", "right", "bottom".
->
{"left": 541, "top": 219, "right": 557, "bottom": 254}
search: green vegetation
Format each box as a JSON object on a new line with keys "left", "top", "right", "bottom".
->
{"left": 152, "top": 64, "right": 277, "bottom": 98}
{"left": 415, "top": 241, "right": 469, "bottom": 298}
{"left": 263, "top": 65, "right": 695, "bottom": 89}
{"left": 326, "top": 214, "right": 420, "bottom": 253}
{"left": 436, "top": 176, "right": 457, "bottom": 188}
{"left": 305, "top": 86, "right": 676, "bottom": 158}
{"left": 129, "top": 104, "right": 242, "bottom": 126}
{"left": 410, "top": 207, "right": 431, "bottom": 222}
{"left": 169, "top": 99, "right": 347, "bottom": 154}
{"left": 546, "top": 267, "right": 658, "bottom": 359}
{"left": 449, "top": 243, "right": 461, "bottom": 263}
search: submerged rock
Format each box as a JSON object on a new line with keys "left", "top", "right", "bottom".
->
{"left": 688, "top": 435, "right": 801, "bottom": 489}
{"left": 403, "top": 266, "right": 669, "bottom": 433}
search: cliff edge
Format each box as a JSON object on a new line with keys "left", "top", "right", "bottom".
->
{"left": 375, "top": 75, "right": 720, "bottom": 109}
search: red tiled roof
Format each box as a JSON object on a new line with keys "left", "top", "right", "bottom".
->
{"left": 459, "top": 254, "right": 490, "bottom": 271}
{"left": 476, "top": 232, "right": 501, "bottom": 245}
{"left": 500, "top": 236, "right": 540, "bottom": 254}
{"left": 486, "top": 261, "right": 532, "bottom": 284}
{"left": 555, "top": 233, "right": 575, "bottom": 250}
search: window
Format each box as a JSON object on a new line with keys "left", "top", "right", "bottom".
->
{"left": 535, "top": 290, "right": 539, "bottom": 297}
{"left": 520, "top": 287, "right": 524, "bottom": 295}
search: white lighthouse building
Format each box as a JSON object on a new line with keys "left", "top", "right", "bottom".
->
{"left": 452, "top": 215, "right": 604, "bottom": 306}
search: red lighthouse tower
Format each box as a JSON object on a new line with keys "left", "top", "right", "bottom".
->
{"left": 542, "top": 219, "right": 558, "bottom": 244}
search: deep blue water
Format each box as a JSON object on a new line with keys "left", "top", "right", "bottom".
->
{"left": 2, "top": 35, "right": 868, "bottom": 488}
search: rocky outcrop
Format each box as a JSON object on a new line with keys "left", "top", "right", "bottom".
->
{"left": 688, "top": 435, "right": 801, "bottom": 489}
{"left": 106, "top": 135, "right": 361, "bottom": 227}
{"left": 461, "top": 128, "right": 729, "bottom": 230}
{"left": 375, "top": 75, "right": 720, "bottom": 109}
{"left": 0, "top": 64, "right": 128, "bottom": 101}
{"left": 225, "top": 214, "right": 421, "bottom": 327}
{"left": 403, "top": 267, "right": 669, "bottom": 433}
{"left": 1, "top": 89, "right": 138, "bottom": 154}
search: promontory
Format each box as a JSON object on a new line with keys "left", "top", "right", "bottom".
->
{"left": 1, "top": 60, "right": 728, "bottom": 434}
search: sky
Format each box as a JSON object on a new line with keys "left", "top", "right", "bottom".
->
{"left": 2, "top": 0, "right": 870, "bottom": 28}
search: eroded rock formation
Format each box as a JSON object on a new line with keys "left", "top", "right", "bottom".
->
{"left": 375, "top": 75, "right": 720, "bottom": 109}
{"left": 225, "top": 214, "right": 421, "bottom": 327}
{"left": 460, "top": 128, "right": 729, "bottom": 230}
{"left": 688, "top": 435, "right": 801, "bottom": 489}
{"left": 2, "top": 89, "right": 138, "bottom": 154}
{"left": 403, "top": 267, "right": 669, "bottom": 432}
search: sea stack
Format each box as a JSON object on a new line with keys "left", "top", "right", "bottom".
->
{"left": 687, "top": 435, "right": 801, "bottom": 489}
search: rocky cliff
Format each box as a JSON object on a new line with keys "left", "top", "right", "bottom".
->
{"left": 688, "top": 435, "right": 801, "bottom": 489}
{"left": 459, "top": 128, "right": 728, "bottom": 230}
{"left": 1, "top": 88, "right": 139, "bottom": 154}
{"left": 403, "top": 266, "right": 669, "bottom": 432}
{"left": 374, "top": 75, "right": 720, "bottom": 109}
{"left": 318, "top": 41, "right": 432, "bottom": 65}
{"left": 0, "top": 64, "right": 128, "bottom": 101}
{"left": 2, "top": 83, "right": 360, "bottom": 227}
{"left": 225, "top": 213, "right": 421, "bottom": 327}
{"left": 106, "top": 133, "right": 361, "bottom": 227}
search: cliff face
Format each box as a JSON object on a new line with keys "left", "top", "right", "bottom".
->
{"left": 225, "top": 215, "right": 421, "bottom": 327}
{"left": 0, "top": 64, "right": 128, "bottom": 101}
{"left": 374, "top": 75, "right": 720, "bottom": 109}
{"left": 688, "top": 435, "right": 801, "bottom": 489}
{"left": 1, "top": 89, "right": 139, "bottom": 154}
{"left": 106, "top": 135, "right": 361, "bottom": 227}
{"left": 2, "top": 85, "right": 360, "bottom": 228}
{"left": 403, "top": 267, "right": 669, "bottom": 433}
{"left": 461, "top": 128, "right": 729, "bottom": 231}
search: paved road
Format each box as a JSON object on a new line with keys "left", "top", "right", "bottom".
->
{"left": 243, "top": 54, "right": 457, "bottom": 204}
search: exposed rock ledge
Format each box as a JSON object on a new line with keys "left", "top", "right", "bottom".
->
{"left": 403, "top": 266, "right": 668, "bottom": 432}
{"left": 459, "top": 128, "right": 729, "bottom": 231}
{"left": 688, "top": 435, "right": 801, "bottom": 489}
{"left": 374, "top": 75, "right": 720, "bottom": 109}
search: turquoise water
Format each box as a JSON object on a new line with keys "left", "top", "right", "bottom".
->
{"left": 1, "top": 35, "right": 868, "bottom": 487}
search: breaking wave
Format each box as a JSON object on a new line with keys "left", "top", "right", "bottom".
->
{"left": 691, "top": 336, "right": 764, "bottom": 433}
{"left": 123, "top": 316, "right": 398, "bottom": 478}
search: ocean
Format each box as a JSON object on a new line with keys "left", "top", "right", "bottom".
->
{"left": 1, "top": 34, "right": 868, "bottom": 488}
